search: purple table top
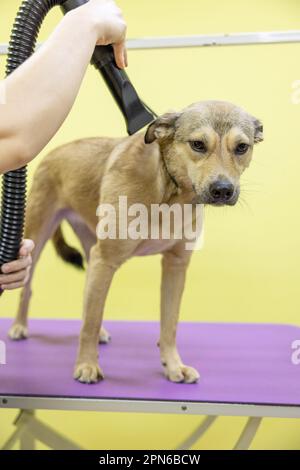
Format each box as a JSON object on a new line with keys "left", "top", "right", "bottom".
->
{"left": 0, "top": 319, "right": 300, "bottom": 406}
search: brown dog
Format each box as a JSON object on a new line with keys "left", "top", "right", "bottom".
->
{"left": 8, "top": 100, "right": 263, "bottom": 384}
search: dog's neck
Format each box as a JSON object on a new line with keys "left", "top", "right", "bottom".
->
{"left": 159, "top": 152, "right": 194, "bottom": 205}
{"left": 145, "top": 138, "right": 195, "bottom": 204}
{"left": 161, "top": 154, "right": 179, "bottom": 189}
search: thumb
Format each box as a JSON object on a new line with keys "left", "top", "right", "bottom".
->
{"left": 19, "top": 239, "right": 35, "bottom": 257}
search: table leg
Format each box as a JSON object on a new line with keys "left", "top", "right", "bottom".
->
{"left": 25, "top": 413, "right": 82, "bottom": 450}
{"left": 1, "top": 409, "right": 82, "bottom": 450}
{"left": 20, "top": 430, "right": 35, "bottom": 450}
{"left": 1, "top": 409, "right": 33, "bottom": 450}
{"left": 175, "top": 416, "right": 217, "bottom": 450}
{"left": 1, "top": 426, "right": 25, "bottom": 450}
{"left": 233, "top": 417, "right": 262, "bottom": 450}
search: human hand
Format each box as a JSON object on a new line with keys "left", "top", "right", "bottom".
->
{"left": 0, "top": 239, "right": 34, "bottom": 290}
{"left": 79, "top": 0, "right": 127, "bottom": 69}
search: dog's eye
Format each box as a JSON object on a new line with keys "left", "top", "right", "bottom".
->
{"left": 235, "top": 143, "right": 249, "bottom": 155}
{"left": 189, "top": 141, "right": 207, "bottom": 153}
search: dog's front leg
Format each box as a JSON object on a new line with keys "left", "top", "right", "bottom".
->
{"left": 74, "top": 243, "right": 116, "bottom": 383}
{"left": 160, "top": 244, "right": 200, "bottom": 384}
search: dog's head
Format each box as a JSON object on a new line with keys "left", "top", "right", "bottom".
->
{"left": 144, "top": 100, "right": 263, "bottom": 205}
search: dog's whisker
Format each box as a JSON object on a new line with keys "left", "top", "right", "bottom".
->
{"left": 240, "top": 177, "right": 261, "bottom": 185}
{"left": 239, "top": 188, "right": 261, "bottom": 194}
{"left": 240, "top": 185, "right": 262, "bottom": 190}
{"left": 237, "top": 194, "right": 254, "bottom": 215}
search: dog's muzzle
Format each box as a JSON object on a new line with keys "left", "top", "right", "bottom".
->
{"left": 193, "top": 180, "right": 239, "bottom": 206}
{"left": 208, "top": 180, "right": 236, "bottom": 205}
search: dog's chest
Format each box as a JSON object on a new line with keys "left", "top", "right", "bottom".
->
{"left": 132, "top": 205, "right": 204, "bottom": 256}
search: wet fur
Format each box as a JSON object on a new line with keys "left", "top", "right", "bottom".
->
{"left": 9, "top": 100, "right": 263, "bottom": 384}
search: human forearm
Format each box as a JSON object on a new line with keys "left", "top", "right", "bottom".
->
{"left": 0, "top": 11, "right": 99, "bottom": 173}
{"left": 10, "top": 10, "right": 97, "bottom": 146}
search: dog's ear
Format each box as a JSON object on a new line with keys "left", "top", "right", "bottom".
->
{"left": 144, "top": 112, "right": 181, "bottom": 144}
{"left": 253, "top": 119, "right": 264, "bottom": 143}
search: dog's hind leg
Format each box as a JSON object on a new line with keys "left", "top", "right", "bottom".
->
{"left": 160, "top": 242, "right": 200, "bottom": 383}
{"left": 8, "top": 182, "right": 63, "bottom": 340}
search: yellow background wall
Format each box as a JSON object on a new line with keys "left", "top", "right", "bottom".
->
{"left": 1, "top": 0, "right": 300, "bottom": 449}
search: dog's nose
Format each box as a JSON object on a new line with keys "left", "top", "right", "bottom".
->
{"left": 209, "top": 181, "right": 234, "bottom": 203}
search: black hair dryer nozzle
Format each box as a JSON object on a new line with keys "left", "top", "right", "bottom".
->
{"left": 91, "top": 46, "right": 154, "bottom": 135}
{"left": 61, "top": 0, "right": 155, "bottom": 135}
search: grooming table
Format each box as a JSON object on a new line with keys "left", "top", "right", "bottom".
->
{"left": 0, "top": 319, "right": 300, "bottom": 450}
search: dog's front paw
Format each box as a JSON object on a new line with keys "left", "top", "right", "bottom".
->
{"left": 73, "top": 362, "right": 104, "bottom": 384}
{"left": 8, "top": 323, "right": 28, "bottom": 340}
{"left": 165, "top": 364, "right": 200, "bottom": 384}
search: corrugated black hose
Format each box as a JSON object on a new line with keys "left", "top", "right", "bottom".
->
{"left": 0, "top": 0, "right": 64, "bottom": 295}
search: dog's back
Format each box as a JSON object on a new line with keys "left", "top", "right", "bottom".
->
{"left": 26, "top": 136, "right": 124, "bottom": 232}
{"left": 39, "top": 137, "right": 123, "bottom": 209}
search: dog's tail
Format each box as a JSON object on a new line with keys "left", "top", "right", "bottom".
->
{"left": 52, "top": 225, "right": 84, "bottom": 270}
